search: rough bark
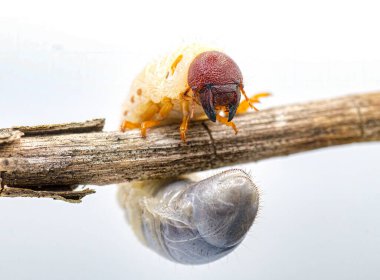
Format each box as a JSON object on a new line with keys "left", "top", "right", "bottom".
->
{"left": 0, "top": 184, "right": 95, "bottom": 203}
{"left": 0, "top": 119, "right": 104, "bottom": 202}
{"left": 0, "top": 93, "right": 379, "bottom": 198}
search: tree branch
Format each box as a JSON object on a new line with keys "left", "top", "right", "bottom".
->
{"left": 1, "top": 92, "right": 379, "bottom": 202}
{"left": 0, "top": 119, "right": 104, "bottom": 202}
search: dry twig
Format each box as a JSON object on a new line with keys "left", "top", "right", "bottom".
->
{"left": 0, "top": 119, "right": 104, "bottom": 202}
{"left": 0, "top": 92, "right": 379, "bottom": 202}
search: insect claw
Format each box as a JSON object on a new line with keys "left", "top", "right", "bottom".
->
{"left": 180, "top": 131, "right": 187, "bottom": 143}
{"left": 141, "top": 129, "right": 147, "bottom": 138}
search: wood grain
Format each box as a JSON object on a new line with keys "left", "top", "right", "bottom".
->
{"left": 0, "top": 185, "right": 95, "bottom": 203}
{"left": 1, "top": 92, "right": 379, "bottom": 188}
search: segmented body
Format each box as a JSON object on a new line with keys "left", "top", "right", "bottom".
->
{"left": 118, "top": 170, "right": 259, "bottom": 264}
{"left": 121, "top": 44, "right": 217, "bottom": 125}
{"left": 118, "top": 44, "right": 269, "bottom": 264}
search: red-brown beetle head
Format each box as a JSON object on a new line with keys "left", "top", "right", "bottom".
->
{"left": 188, "top": 51, "right": 243, "bottom": 122}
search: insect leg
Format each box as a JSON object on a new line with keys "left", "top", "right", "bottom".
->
{"left": 120, "top": 120, "right": 140, "bottom": 132}
{"left": 180, "top": 103, "right": 190, "bottom": 142}
{"left": 157, "top": 97, "right": 174, "bottom": 120}
{"left": 179, "top": 90, "right": 193, "bottom": 142}
{"left": 120, "top": 101, "right": 160, "bottom": 135}
{"left": 237, "top": 89, "right": 271, "bottom": 114}
{"left": 216, "top": 115, "right": 238, "bottom": 134}
{"left": 140, "top": 98, "right": 174, "bottom": 137}
{"left": 140, "top": 101, "right": 160, "bottom": 121}
{"left": 140, "top": 120, "right": 161, "bottom": 137}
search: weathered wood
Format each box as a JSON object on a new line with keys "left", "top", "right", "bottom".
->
{"left": 0, "top": 129, "right": 24, "bottom": 145}
{"left": 0, "top": 119, "right": 104, "bottom": 202}
{"left": 13, "top": 118, "right": 105, "bottom": 136}
{"left": 0, "top": 185, "right": 95, "bottom": 203}
{"left": 0, "top": 93, "right": 379, "bottom": 188}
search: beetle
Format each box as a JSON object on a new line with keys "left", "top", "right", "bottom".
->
{"left": 120, "top": 43, "right": 269, "bottom": 141}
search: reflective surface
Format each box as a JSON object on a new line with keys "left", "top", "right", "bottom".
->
{"left": 118, "top": 170, "right": 259, "bottom": 264}
{"left": 1, "top": 2, "right": 380, "bottom": 279}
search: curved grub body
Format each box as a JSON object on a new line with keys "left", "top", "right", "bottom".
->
{"left": 118, "top": 169, "right": 259, "bottom": 265}
{"left": 119, "top": 43, "right": 270, "bottom": 141}
{"left": 121, "top": 44, "right": 218, "bottom": 124}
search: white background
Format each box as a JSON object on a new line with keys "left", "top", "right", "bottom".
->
{"left": 1, "top": 1, "right": 380, "bottom": 279}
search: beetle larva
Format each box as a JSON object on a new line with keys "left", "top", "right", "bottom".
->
{"left": 118, "top": 169, "right": 259, "bottom": 265}
{"left": 120, "top": 43, "right": 270, "bottom": 142}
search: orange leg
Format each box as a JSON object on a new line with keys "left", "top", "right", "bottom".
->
{"left": 140, "top": 101, "right": 160, "bottom": 121}
{"left": 180, "top": 99, "right": 190, "bottom": 142}
{"left": 120, "top": 120, "right": 140, "bottom": 132}
{"left": 216, "top": 115, "right": 238, "bottom": 134}
{"left": 237, "top": 90, "right": 271, "bottom": 114}
{"left": 120, "top": 101, "right": 159, "bottom": 133}
{"left": 140, "top": 120, "right": 161, "bottom": 137}
{"left": 140, "top": 98, "right": 174, "bottom": 137}
{"left": 120, "top": 99, "right": 174, "bottom": 137}
{"left": 179, "top": 90, "right": 194, "bottom": 142}
{"left": 158, "top": 97, "right": 174, "bottom": 119}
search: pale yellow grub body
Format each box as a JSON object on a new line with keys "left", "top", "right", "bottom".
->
{"left": 120, "top": 43, "right": 269, "bottom": 141}
{"left": 118, "top": 45, "right": 269, "bottom": 264}
{"left": 121, "top": 44, "right": 217, "bottom": 125}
